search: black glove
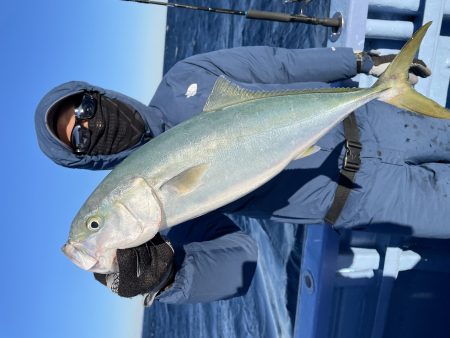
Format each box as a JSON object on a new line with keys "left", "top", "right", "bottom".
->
{"left": 94, "top": 233, "right": 175, "bottom": 306}
{"left": 356, "top": 50, "right": 431, "bottom": 84}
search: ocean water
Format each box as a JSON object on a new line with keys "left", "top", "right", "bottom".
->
{"left": 143, "top": 1, "right": 330, "bottom": 337}
{"left": 163, "top": 0, "right": 331, "bottom": 72}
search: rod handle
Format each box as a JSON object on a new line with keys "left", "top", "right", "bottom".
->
{"left": 246, "top": 10, "right": 292, "bottom": 22}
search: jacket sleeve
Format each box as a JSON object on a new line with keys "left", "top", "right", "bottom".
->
{"left": 156, "top": 213, "right": 258, "bottom": 304}
{"left": 180, "top": 46, "right": 358, "bottom": 84}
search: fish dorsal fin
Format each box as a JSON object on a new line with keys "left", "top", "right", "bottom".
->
{"left": 160, "top": 164, "right": 209, "bottom": 196}
{"left": 203, "top": 76, "right": 364, "bottom": 112}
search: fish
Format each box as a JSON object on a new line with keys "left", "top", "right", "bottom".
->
{"left": 63, "top": 22, "right": 450, "bottom": 273}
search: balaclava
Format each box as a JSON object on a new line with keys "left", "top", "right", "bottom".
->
{"left": 86, "top": 92, "right": 147, "bottom": 155}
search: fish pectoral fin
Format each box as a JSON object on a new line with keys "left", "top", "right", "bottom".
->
{"left": 294, "top": 145, "right": 321, "bottom": 160}
{"left": 160, "top": 163, "right": 209, "bottom": 196}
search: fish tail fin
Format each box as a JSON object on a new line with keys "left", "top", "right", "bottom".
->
{"left": 373, "top": 21, "right": 450, "bottom": 119}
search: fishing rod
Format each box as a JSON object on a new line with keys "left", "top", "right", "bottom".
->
{"left": 120, "top": 0, "right": 342, "bottom": 29}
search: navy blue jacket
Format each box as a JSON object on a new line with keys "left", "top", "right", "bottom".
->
{"left": 151, "top": 46, "right": 450, "bottom": 239}
{"left": 35, "top": 46, "right": 450, "bottom": 304}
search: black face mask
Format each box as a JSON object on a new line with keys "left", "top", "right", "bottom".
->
{"left": 87, "top": 93, "right": 147, "bottom": 156}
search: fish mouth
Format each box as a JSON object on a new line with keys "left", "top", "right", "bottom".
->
{"left": 62, "top": 241, "right": 98, "bottom": 271}
{"left": 62, "top": 241, "right": 119, "bottom": 273}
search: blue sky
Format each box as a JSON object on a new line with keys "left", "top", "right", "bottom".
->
{"left": 0, "top": 1, "right": 166, "bottom": 337}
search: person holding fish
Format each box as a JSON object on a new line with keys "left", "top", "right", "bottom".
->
{"left": 35, "top": 24, "right": 449, "bottom": 305}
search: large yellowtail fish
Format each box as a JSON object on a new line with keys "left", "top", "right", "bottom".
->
{"left": 63, "top": 22, "right": 450, "bottom": 273}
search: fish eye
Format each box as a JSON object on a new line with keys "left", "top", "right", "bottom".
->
{"left": 86, "top": 217, "right": 101, "bottom": 231}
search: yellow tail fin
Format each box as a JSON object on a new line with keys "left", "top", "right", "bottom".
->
{"left": 374, "top": 21, "right": 450, "bottom": 119}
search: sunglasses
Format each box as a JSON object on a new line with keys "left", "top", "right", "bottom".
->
{"left": 71, "top": 94, "right": 97, "bottom": 154}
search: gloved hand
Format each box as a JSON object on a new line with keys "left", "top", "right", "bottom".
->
{"left": 356, "top": 50, "right": 431, "bottom": 85}
{"left": 94, "top": 232, "right": 175, "bottom": 306}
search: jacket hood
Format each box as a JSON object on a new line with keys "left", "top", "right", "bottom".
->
{"left": 35, "top": 81, "right": 165, "bottom": 170}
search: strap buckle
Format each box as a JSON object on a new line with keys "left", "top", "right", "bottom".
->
{"left": 343, "top": 140, "right": 362, "bottom": 172}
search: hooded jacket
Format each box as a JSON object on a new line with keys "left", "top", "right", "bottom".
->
{"left": 34, "top": 46, "right": 356, "bottom": 304}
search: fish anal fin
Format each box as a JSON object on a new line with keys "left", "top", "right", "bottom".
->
{"left": 160, "top": 164, "right": 209, "bottom": 195}
{"left": 294, "top": 145, "right": 321, "bottom": 160}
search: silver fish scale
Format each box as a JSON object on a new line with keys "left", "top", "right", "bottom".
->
{"left": 139, "top": 88, "right": 380, "bottom": 226}
{"left": 77, "top": 86, "right": 381, "bottom": 230}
